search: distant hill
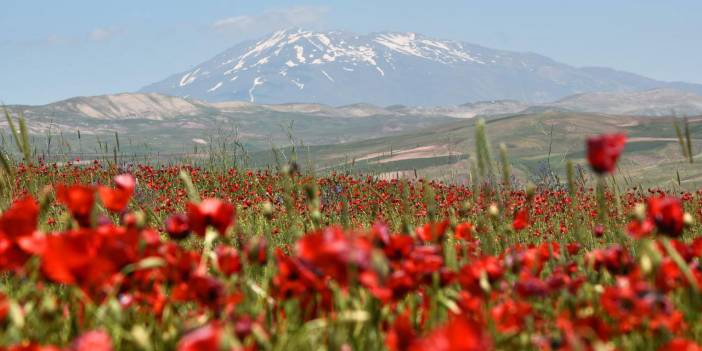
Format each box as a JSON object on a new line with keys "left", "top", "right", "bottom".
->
{"left": 4, "top": 91, "right": 702, "bottom": 187}
{"left": 8, "top": 88, "right": 702, "bottom": 126}
{"left": 547, "top": 89, "right": 702, "bottom": 116}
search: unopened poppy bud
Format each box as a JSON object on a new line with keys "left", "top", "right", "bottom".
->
{"left": 640, "top": 254, "right": 653, "bottom": 275}
{"left": 593, "top": 284, "right": 604, "bottom": 294}
{"left": 40, "top": 295, "right": 57, "bottom": 314}
{"left": 479, "top": 270, "right": 491, "bottom": 293}
{"left": 122, "top": 210, "right": 147, "bottom": 228}
{"left": 634, "top": 203, "right": 646, "bottom": 220}
{"left": 261, "top": 201, "right": 274, "bottom": 219}
{"left": 684, "top": 212, "right": 694, "bottom": 226}
{"left": 130, "top": 325, "right": 151, "bottom": 351}
{"left": 311, "top": 209, "right": 322, "bottom": 222}
{"left": 303, "top": 183, "right": 317, "bottom": 200}
{"left": 525, "top": 182, "right": 536, "bottom": 199}
{"left": 463, "top": 200, "right": 472, "bottom": 211}
{"left": 488, "top": 203, "right": 499, "bottom": 217}
{"left": 282, "top": 162, "right": 299, "bottom": 177}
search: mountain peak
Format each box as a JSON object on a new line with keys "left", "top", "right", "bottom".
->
{"left": 140, "top": 29, "right": 702, "bottom": 106}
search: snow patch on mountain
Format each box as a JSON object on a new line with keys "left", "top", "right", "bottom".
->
{"left": 208, "top": 82, "right": 223, "bottom": 92}
{"left": 249, "top": 77, "right": 264, "bottom": 103}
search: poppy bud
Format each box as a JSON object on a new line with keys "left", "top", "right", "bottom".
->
{"left": 488, "top": 204, "right": 499, "bottom": 217}
{"left": 525, "top": 182, "right": 536, "bottom": 200}
{"left": 282, "top": 162, "right": 299, "bottom": 177}
{"left": 633, "top": 203, "right": 646, "bottom": 220}
{"left": 684, "top": 213, "right": 694, "bottom": 226}
{"left": 261, "top": 201, "right": 274, "bottom": 219}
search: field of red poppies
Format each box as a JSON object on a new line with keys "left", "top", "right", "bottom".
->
{"left": 1, "top": 129, "right": 702, "bottom": 350}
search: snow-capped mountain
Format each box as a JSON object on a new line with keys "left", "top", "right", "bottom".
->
{"left": 141, "top": 28, "right": 702, "bottom": 106}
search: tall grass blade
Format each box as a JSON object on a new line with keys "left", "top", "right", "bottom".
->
{"left": 4, "top": 108, "right": 23, "bottom": 156}
{"left": 684, "top": 117, "right": 693, "bottom": 163}
{"left": 0, "top": 150, "right": 13, "bottom": 177}
{"left": 18, "top": 114, "right": 32, "bottom": 163}
{"left": 673, "top": 117, "right": 690, "bottom": 161}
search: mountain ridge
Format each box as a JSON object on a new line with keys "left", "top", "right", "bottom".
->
{"left": 140, "top": 28, "right": 702, "bottom": 106}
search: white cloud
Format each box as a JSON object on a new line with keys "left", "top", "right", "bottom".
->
{"left": 212, "top": 6, "right": 329, "bottom": 34}
{"left": 89, "top": 27, "right": 121, "bottom": 42}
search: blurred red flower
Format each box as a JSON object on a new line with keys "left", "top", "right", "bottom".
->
{"left": 68, "top": 330, "right": 113, "bottom": 351}
{"left": 416, "top": 220, "right": 449, "bottom": 242}
{"left": 586, "top": 133, "right": 626, "bottom": 174}
{"left": 512, "top": 209, "right": 529, "bottom": 231}
{"left": 409, "top": 316, "right": 492, "bottom": 351}
{"left": 658, "top": 338, "right": 702, "bottom": 351}
{"left": 647, "top": 196, "right": 685, "bottom": 237}
{"left": 98, "top": 174, "right": 135, "bottom": 212}
{"left": 216, "top": 245, "right": 242, "bottom": 276}
{"left": 177, "top": 323, "right": 222, "bottom": 351}
{"left": 165, "top": 214, "right": 190, "bottom": 239}
{"left": 56, "top": 184, "right": 95, "bottom": 227}
{"left": 187, "top": 199, "right": 235, "bottom": 236}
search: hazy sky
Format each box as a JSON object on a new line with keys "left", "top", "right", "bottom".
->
{"left": 2, "top": 0, "right": 701, "bottom": 104}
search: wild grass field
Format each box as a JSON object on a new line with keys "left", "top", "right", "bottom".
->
{"left": 1, "top": 112, "right": 702, "bottom": 350}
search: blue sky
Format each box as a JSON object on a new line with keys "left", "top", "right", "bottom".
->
{"left": 2, "top": 0, "right": 701, "bottom": 104}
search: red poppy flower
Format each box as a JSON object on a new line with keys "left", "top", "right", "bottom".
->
{"left": 215, "top": 245, "right": 242, "bottom": 276}
{"left": 0, "top": 197, "right": 45, "bottom": 256}
{"left": 40, "top": 226, "right": 138, "bottom": 297}
{"left": 177, "top": 323, "right": 222, "bottom": 351}
{"left": 416, "top": 220, "right": 449, "bottom": 242}
{"left": 626, "top": 218, "right": 654, "bottom": 239}
{"left": 0, "top": 292, "right": 8, "bottom": 322}
{"left": 512, "top": 209, "right": 528, "bottom": 231}
{"left": 68, "top": 330, "right": 113, "bottom": 351}
{"left": 296, "top": 227, "right": 372, "bottom": 285}
{"left": 272, "top": 249, "right": 324, "bottom": 300}
{"left": 98, "top": 174, "right": 135, "bottom": 212}
{"left": 0, "top": 197, "right": 38, "bottom": 241}
{"left": 647, "top": 196, "right": 685, "bottom": 237}
{"left": 586, "top": 133, "right": 626, "bottom": 174}
{"left": 56, "top": 184, "right": 95, "bottom": 227}
{"left": 491, "top": 299, "right": 532, "bottom": 333}
{"left": 4, "top": 343, "right": 61, "bottom": 351}
{"left": 385, "top": 311, "right": 416, "bottom": 351}
{"left": 165, "top": 214, "right": 190, "bottom": 239}
{"left": 41, "top": 229, "right": 103, "bottom": 285}
{"left": 454, "top": 222, "right": 474, "bottom": 241}
{"left": 409, "top": 316, "right": 492, "bottom": 351}
{"left": 658, "top": 338, "right": 702, "bottom": 351}
{"left": 187, "top": 199, "right": 235, "bottom": 236}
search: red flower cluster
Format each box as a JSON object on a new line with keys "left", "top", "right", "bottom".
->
{"left": 628, "top": 196, "right": 686, "bottom": 238}
{"left": 1, "top": 151, "right": 701, "bottom": 350}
